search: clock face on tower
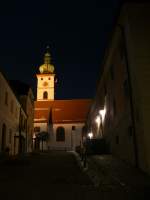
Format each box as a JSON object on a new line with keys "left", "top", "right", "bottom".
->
{"left": 43, "top": 81, "right": 48, "bottom": 87}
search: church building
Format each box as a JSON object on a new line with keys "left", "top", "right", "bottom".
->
{"left": 34, "top": 49, "right": 91, "bottom": 151}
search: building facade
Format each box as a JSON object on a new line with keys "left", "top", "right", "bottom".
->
{"left": 86, "top": 3, "right": 150, "bottom": 175}
{"left": 34, "top": 50, "right": 91, "bottom": 151}
{"left": 0, "top": 71, "right": 34, "bottom": 155}
{"left": 0, "top": 72, "right": 27, "bottom": 155}
{"left": 9, "top": 80, "right": 34, "bottom": 153}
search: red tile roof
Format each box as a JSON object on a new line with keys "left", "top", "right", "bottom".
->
{"left": 34, "top": 99, "right": 92, "bottom": 124}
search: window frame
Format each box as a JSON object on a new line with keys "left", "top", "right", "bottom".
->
{"left": 56, "top": 127, "right": 65, "bottom": 142}
{"left": 43, "top": 91, "right": 48, "bottom": 99}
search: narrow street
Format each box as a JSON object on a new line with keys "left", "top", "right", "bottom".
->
{"left": 0, "top": 151, "right": 99, "bottom": 200}
{"left": 0, "top": 151, "right": 149, "bottom": 199}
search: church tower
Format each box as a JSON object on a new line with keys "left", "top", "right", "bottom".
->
{"left": 36, "top": 48, "right": 55, "bottom": 101}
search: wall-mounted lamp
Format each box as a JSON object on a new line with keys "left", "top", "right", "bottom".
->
{"left": 87, "top": 132, "right": 93, "bottom": 139}
{"left": 95, "top": 115, "right": 101, "bottom": 127}
{"left": 99, "top": 107, "right": 106, "bottom": 122}
{"left": 98, "top": 107, "right": 106, "bottom": 137}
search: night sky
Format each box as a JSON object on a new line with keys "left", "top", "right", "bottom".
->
{"left": 0, "top": 0, "right": 122, "bottom": 99}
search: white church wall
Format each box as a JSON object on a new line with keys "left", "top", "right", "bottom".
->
{"left": 50, "top": 123, "right": 84, "bottom": 151}
{"left": 34, "top": 122, "right": 48, "bottom": 151}
{"left": 34, "top": 122, "right": 47, "bottom": 133}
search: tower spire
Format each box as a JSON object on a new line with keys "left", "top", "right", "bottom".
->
{"left": 39, "top": 46, "right": 55, "bottom": 74}
{"left": 36, "top": 46, "right": 56, "bottom": 100}
{"left": 44, "top": 46, "right": 51, "bottom": 64}
{"left": 46, "top": 45, "right": 50, "bottom": 52}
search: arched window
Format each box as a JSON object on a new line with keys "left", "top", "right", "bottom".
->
{"left": 56, "top": 127, "right": 65, "bottom": 141}
{"left": 43, "top": 91, "right": 48, "bottom": 99}
{"left": 1, "top": 123, "right": 6, "bottom": 151}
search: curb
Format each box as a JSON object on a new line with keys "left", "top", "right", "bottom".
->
{"left": 72, "top": 151, "right": 101, "bottom": 187}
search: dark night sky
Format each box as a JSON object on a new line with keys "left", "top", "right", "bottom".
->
{"left": 0, "top": 0, "right": 122, "bottom": 99}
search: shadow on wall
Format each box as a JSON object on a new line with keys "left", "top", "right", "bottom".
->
{"left": 85, "top": 138, "right": 110, "bottom": 155}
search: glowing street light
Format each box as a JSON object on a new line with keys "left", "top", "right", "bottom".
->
{"left": 98, "top": 107, "right": 106, "bottom": 137}
{"left": 95, "top": 115, "right": 101, "bottom": 127}
{"left": 99, "top": 107, "right": 106, "bottom": 122}
{"left": 95, "top": 115, "right": 101, "bottom": 137}
{"left": 33, "top": 133, "right": 36, "bottom": 139}
{"left": 88, "top": 132, "right": 93, "bottom": 139}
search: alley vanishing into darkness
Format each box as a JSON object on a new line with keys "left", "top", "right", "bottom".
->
{"left": 0, "top": 151, "right": 149, "bottom": 200}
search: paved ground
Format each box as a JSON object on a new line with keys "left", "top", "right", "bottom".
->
{"left": 81, "top": 154, "right": 150, "bottom": 199}
{"left": 0, "top": 151, "right": 150, "bottom": 200}
{"left": 0, "top": 151, "right": 99, "bottom": 200}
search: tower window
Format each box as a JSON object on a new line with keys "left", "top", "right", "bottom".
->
{"left": 48, "top": 77, "right": 51, "bottom": 80}
{"left": 43, "top": 91, "right": 48, "bottom": 99}
{"left": 41, "top": 78, "right": 43, "bottom": 80}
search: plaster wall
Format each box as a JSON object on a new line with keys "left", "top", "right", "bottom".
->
{"left": 49, "top": 123, "right": 84, "bottom": 150}
{"left": 37, "top": 74, "right": 55, "bottom": 100}
{"left": 0, "top": 72, "right": 20, "bottom": 155}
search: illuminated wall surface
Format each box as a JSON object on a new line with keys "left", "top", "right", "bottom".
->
{"left": 0, "top": 72, "right": 20, "bottom": 155}
{"left": 86, "top": 3, "right": 150, "bottom": 175}
{"left": 36, "top": 50, "right": 55, "bottom": 101}
{"left": 34, "top": 99, "right": 92, "bottom": 150}
{"left": 37, "top": 74, "right": 55, "bottom": 101}
{"left": 50, "top": 123, "right": 84, "bottom": 151}
{"left": 34, "top": 51, "right": 91, "bottom": 151}
{"left": 0, "top": 72, "right": 34, "bottom": 155}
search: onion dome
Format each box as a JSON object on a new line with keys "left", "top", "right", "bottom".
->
{"left": 39, "top": 47, "right": 55, "bottom": 74}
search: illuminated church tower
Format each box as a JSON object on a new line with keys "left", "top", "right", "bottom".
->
{"left": 36, "top": 48, "right": 55, "bottom": 101}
